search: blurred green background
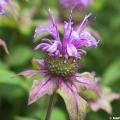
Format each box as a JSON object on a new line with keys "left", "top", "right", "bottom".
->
{"left": 0, "top": 0, "right": 120, "bottom": 120}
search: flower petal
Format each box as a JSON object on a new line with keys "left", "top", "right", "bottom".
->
{"left": 57, "top": 82, "right": 87, "bottom": 120}
{"left": 34, "top": 24, "right": 59, "bottom": 41}
{"left": 0, "top": 39, "right": 9, "bottom": 54}
{"left": 34, "top": 43, "right": 50, "bottom": 51}
{"left": 79, "top": 31, "right": 98, "bottom": 47}
{"left": 34, "top": 59, "right": 45, "bottom": 67}
{"left": 41, "top": 38, "right": 53, "bottom": 44}
{"left": 89, "top": 93, "right": 120, "bottom": 114}
{"left": 80, "top": 0, "right": 91, "bottom": 7}
{"left": 77, "top": 13, "right": 91, "bottom": 34}
{"left": 34, "top": 9, "right": 60, "bottom": 41}
{"left": 63, "top": 22, "right": 73, "bottom": 42}
{"left": 60, "top": 0, "right": 91, "bottom": 7}
{"left": 63, "top": 8, "right": 74, "bottom": 49}
{"left": 67, "top": 44, "right": 77, "bottom": 57}
{"left": 47, "top": 9, "right": 60, "bottom": 41}
{"left": 104, "top": 93, "right": 120, "bottom": 102}
{"left": 90, "top": 100, "right": 112, "bottom": 114}
{"left": 75, "top": 72, "right": 100, "bottom": 96}
{"left": 0, "top": 5, "right": 4, "bottom": 15}
{"left": 71, "top": 30, "right": 98, "bottom": 48}
{"left": 78, "top": 49, "right": 87, "bottom": 55}
{"left": 47, "top": 41, "right": 59, "bottom": 53}
{"left": 18, "top": 70, "right": 41, "bottom": 77}
{"left": 28, "top": 78, "right": 56, "bottom": 104}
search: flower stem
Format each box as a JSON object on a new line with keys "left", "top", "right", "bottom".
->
{"left": 45, "top": 92, "right": 56, "bottom": 120}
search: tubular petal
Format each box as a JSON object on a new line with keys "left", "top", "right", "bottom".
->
{"left": 77, "top": 13, "right": 91, "bottom": 34}
{"left": 47, "top": 41, "right": 59, "bottom": 53}
{"left": 67, "top": 44, "right": 77, "bottom": 57}
{"left": 75, "top": 72, "right": 100, "bottom": 96}
{"left": 34, "top": 43, "right": 50, "bottom": 51}
{"left": 19, "top": 70, "right": 42, "bottom": 77}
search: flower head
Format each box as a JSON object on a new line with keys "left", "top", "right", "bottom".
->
{"left": 34, "top": 9, "right": 98, "bottom": 59}
{"left": 89, "top": 81, "right": 120, "bottom": 114}
{"left": 78, "top": 74, "right": 120, "bottom": 114}
{"left": 89, "top": 92, "right": 120, "bottom": 114}
{"left": 20, "top": 9, "right": 100, "bottom": 120}
{"left": 59, "top": 0, "right": 91, "bottom": 8}
{"left": 20, "top": 59, "right": 101, "bottom": 119}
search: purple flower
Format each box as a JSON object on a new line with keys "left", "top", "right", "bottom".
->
{"left": 0, "top": 0, "right": 11, "bottom": 15}
{"left": 0, "top": 5, "right": 4, "bottom": 15}
{"left": 59, "top": 0, "right": 91, "bottom": 8}
{"left": 19, "top": 59, "right": 100, "bottom": 120}
{"left": 34, "top": 9, "right": 99, "bottom": 59}
{"left": 77, "top": 74, "right": 120, "bottom": 114}
{"left": 89, "top": 92, "right": 120, "bottom": 114}
{"left": 20, "top": 9, "right": 100, "bottom": 120}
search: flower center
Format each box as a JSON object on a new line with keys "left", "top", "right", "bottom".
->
{"left": 45, "top": 55, "right": 79, "bottom": 77}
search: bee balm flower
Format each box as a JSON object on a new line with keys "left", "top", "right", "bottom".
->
{"left": 20, "top": 9, "right": 100, "bottom": 120}
{"left": 34, "top": 9, "right": 98, "bottom": 59}
{"left": 77, "top": 73, "right": 120, "bottom": 114}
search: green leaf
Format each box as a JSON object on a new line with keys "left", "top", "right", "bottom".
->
{"left": 0, "top": 16, "right": 17, "bottom": 28}
{"left": 7, "top": 46, "right": 33, "bottom": 67}
{"left": 51, "top": 107, "right": 66, "bottom": 120}
{"left": 0, "top": 61, "right": 8, "bottom": 70}
{"left": 90, "top": 0, "right": 105, "bottom": 11}
{"left": 0, "top": 69, "right": 30, "bottom": 98}
{"left": 15, "top": 116, "right": 36, "bottom": 120}
{"left": 18, "top": 8, "right": 35, "bottom": 35}
{"left": 102, "top": 58, "right": 120, "bottom": 85}
{"left": 0, "top": 70, "right": 28, "bottom": 88}
{"left": 33, "top": 51, "right": 44, "bottom": 59}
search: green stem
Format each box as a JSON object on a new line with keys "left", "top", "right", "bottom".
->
{"left": 45, "top": 92, "right": 56, "bottom": 120}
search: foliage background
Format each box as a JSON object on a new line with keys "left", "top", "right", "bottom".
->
{"left": 0, "top": 0, "right": 120, "bottom": 120}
